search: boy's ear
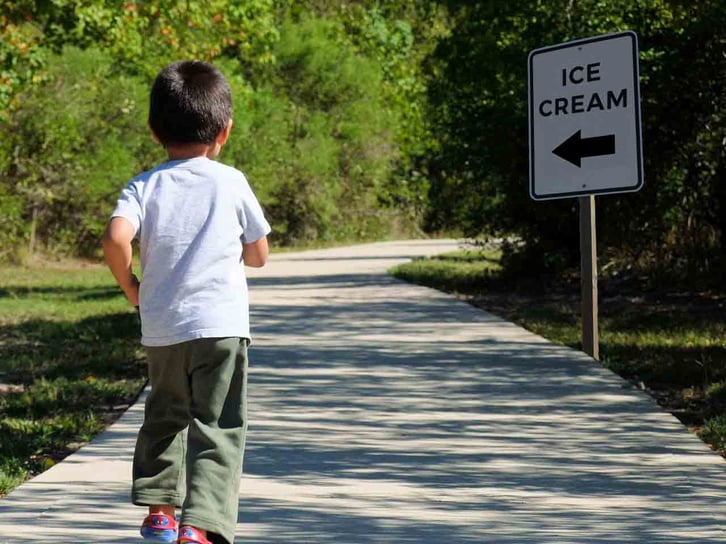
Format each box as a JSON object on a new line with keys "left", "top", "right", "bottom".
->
{"left": 216, "top": 119, "right": 233, "bottom": 146}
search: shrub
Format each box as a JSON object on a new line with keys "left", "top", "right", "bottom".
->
{"left": 0, "top": 46, "right": 159, "bottom": 258}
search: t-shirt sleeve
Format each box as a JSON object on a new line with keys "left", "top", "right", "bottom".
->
{"left": 111, "top": 180, "right": 143, "bottom": 236}
{"left": 239, "top": 177, "right": 272, "bottom": 244}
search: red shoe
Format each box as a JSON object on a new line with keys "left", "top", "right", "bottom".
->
{"left": 178, "top": 526, "right": 212, "bottom": 544}
{"left": 140, "top": 513, "right": 178, "bottom": 542}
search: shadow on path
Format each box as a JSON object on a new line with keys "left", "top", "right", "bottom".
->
{"left": 0, "top": 241, "right": 724, "bottom": 543}
{"left": 232, "top": 272, "right": 726, "bottom": 542}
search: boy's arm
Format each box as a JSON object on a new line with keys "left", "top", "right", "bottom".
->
{"left": 243, "top": 236, "right": 269, "bottom": 268}
{"left": 102, "top": 217, "right": 140, "bottom": 306}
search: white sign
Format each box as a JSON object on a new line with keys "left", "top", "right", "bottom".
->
{"left": 528, "top": 31, "right": 643, "bottom": 200}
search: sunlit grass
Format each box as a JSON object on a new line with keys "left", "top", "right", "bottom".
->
{"left": 0, "top": 262, "right": 130, "bottom": 322}
{"left": 391, "top": 248, "right": 503, "bottom": 293}
{"left": 0, "top": 260, "right": 145, "bottom": 496}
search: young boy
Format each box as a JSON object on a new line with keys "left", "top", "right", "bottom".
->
{"left": 103, "top": 60, "right": 270, "bottom": 544}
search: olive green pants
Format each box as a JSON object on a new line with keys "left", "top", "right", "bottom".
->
{"left": 132, "top": 337, "right": 249, "bottom": 544}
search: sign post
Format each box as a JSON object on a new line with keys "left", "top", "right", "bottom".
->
{"left": 528, "top": 31, "right": 643, "bottom": 359}
{"left": 579, "top": 195, "right": 598, "bottom": 360}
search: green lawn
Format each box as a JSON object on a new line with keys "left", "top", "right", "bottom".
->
{"left": 0, "top": 261, "right": 145, "bottom": 496}
{"left": 391, "top": 249, "right": 726, "bottom": 456}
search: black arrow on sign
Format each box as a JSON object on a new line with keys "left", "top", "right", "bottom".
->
{"left": 552, "top": 130, "right": 616, "bottom": 167}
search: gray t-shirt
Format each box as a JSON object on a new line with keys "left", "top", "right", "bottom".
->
{"left": 111, "top": 156, "right": 271, "bottom": 346}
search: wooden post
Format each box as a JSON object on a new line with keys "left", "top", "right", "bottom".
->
{"left": 579, "top": 195, "right": 599, "bottom": 360}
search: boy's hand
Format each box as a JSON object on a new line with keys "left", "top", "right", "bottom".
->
{"left": 243, "top": 236, "right": 269, "bottom": 267}
{"left": 102, "top": 217, "right": 139, "bottom": 307}
{"left": 123, "top": 274, "right": 141, "bottom": 306}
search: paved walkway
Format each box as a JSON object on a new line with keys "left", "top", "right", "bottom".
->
{"left": 0, "top": 240, "right": 724, "bottom": 543}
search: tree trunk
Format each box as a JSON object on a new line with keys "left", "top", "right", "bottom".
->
{"left": 28, "top": 206, "right": 37, "bottom": 256}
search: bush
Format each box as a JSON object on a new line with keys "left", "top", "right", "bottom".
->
{"left": 0, "top": 16, "right": 417, "bottom": 259}
{"left": 0, "top": 46, "right": 159, "bottom": 258}
{"left": 424, "top": 1, "right": 726, "bottom": 281}
{"left": 699, "top": 416, "right": 726, "bottom": 453}
{"left": 0, "top": 188, "right": 28, "bottom": 262}
{"left": 223, "top": 18, "right": 403, "bottom": 245}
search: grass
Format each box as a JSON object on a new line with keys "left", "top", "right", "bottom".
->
{"left": 0, "top": 260, "right": 145, "bottom": 496}
{"left": 391, "top": 248, "right": 726, "bottom": 456}
{"left": 390, "top": 247, "right": 504, "bottom": 292}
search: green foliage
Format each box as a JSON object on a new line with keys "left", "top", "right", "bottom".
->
{"left": 0, "top": 187, "right": 27, "bottom": 262}
{"left": 8, "top": 0, "right": 279, "bottom": 77}
{"left": 425, "top": 1, "right": 726, "bottom": 278}
{"left": 699, "top": 416, "right": 726, "bottom": 453}
{"left": 0, "top": 3, "right": 48, "bottom": 119}
{"left": 277, "top": 1, "right": 451, "bottom": 226}
{"left": 224, "top": 17, "right": 402, "bottom": 244}
{"left": 0, "top": 1, "right": 282, "bottom": 257}
{"left": 1, "top": 47, "right": 157, "bottom": 257}
{"left": 4, "top": 0, "right": 722, "bottom": 271}
{"left": 0, "top": 2, "right": 435, "bottom": 258}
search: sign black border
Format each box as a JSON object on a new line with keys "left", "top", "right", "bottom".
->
{"left": 528, "top": 31, "right": 643, "bottom": 201}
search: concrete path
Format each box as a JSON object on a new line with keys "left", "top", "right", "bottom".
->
{"left": 0, "top": 240, "right": 724, "bottom": 543}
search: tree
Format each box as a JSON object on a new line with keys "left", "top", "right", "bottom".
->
{"left": 0, "top": 2, "right": 48, "bottom": 120}
{"left": 224, "top": 17, "right": 401, "bottom": 244}
{"left": 0, "top": 1, "right": 440, "bottom": 256}
{"left": 0, "top": 47, "right": 155, "bottom": 258}
{"left": 28, "top": 0, "right": 279, "bottom": 76}
{"left": 425, "top": 0, "right": 726, "bottom": 277}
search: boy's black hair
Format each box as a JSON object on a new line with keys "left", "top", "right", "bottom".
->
{"left": 149, "top": 60, "right": 232, "bottom": 146}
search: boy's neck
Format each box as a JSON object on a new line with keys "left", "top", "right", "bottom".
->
{"left": 165, "top": 142, "right": 218, "bottom": 161}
